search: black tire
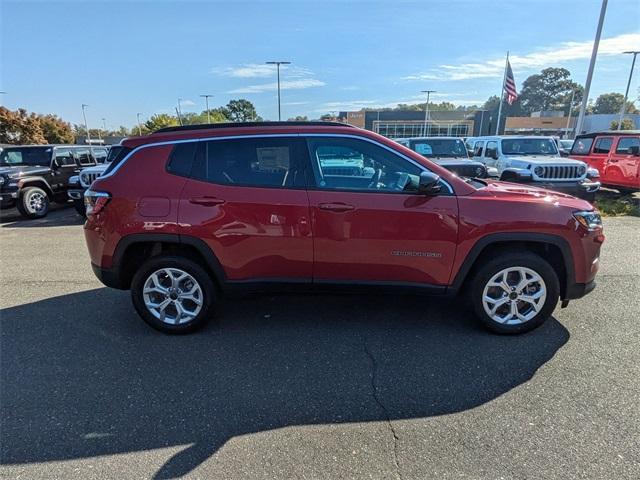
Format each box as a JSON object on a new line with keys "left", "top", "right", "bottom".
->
{"left": 131, "top": 255, "right": 217, "bottom": 334}
{"left": 16, "top": 186, "right": 50, "bottom": 219}
{"left": 73, "top": 199, "right": 86, "bottom": 217}
{"left": 469, "top": 252, "right": 560, "bottom": 334}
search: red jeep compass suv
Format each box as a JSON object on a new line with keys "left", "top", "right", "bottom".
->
{"left": 84, "top": 122, "right": 603, "bottom": 334}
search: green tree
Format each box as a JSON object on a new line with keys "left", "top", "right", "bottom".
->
{"left": 287, "top": 115, "right": 309, "bottom": 121}
{"left": 144, "top": 113, "right": 179, "bottom": 132}
{"left": 592, "top": 92, "right": 638, "bottom": 114}
{"left": 518, "top": 67, "right": 583, "bottom": 115}
{"left": 38, "top": 114, "right": 74, "bottom": 144}
{"left": 202, "top": 109, "right": 229, "bottom": 123}
{"left": 221, "top": 99, "right": 261, "bottom": 122}
{"left": 610, "top": 118, "right": 635, "bottom": 130}
{"left": 0, "top": 107, "right": 47, "bottom": 144}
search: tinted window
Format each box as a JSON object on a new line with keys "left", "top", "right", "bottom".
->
{"left": 593, "top": 137, "right": 613, "bottom": 154}
{"left": 411, "top": 138, "right": 468, "bottom": 158}
{"left": 485, "top": 141, "right": 498, "bottom": 158}
{"left": 166, "top": 142, "right": 198, "bottom": 177}
{"left": 570, "top": 137, "right": 593, "bottom": 155}
{"left": 501, "top": 138, "right": 558, "bottom": 155}
{"left": 0, "top": 147, "right": 52, "bottom": 166}
{"left": 192, "top": 137, "right": 305, "bottom": 188}
{"left": 307, "top": 137, "right": 423, "bottom": 193}
{"left": 55, "top": 148, "right": 75, "bottom": 166}
{"left": 102, "top": 146, "right": 133, "bottom": 176}
{"left": 76, "top": 149, "right": 92, "bottom": 165}
{"left": 92, "top": 148, "right": 108, "bottom": 163}
{"left": 473, "top": 141, "right": 485, "bottom": 157}
{"left": 615, "top": 137, "right": 640, "bottom": 154}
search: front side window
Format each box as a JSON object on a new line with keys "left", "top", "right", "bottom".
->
{"left": 485, "top": 141, "right": 498, "bottom": 158}
{"left": 473, "top": 141, "right": 485, "bottom": 157}
{"left": 191, "top": 137, "right": 305, "bottom": 188}
{"left": 615, "top": 137, "right": 640, "bottom": 154}
{"left": 501, "top": 138, "right": 558, "bottom": 155}
{"left": 0, "top": 147, "right": 52, "bottom": 166}
{"left": 55, "top": 149, "right": 75, "bottom": 166}
{"left": 307, "top": 137, "right": 423, "bottom": 193}
{"left": 570, "top": 137, "right": 594, "bottom": 155}
{"left": 593, "top": 137, "right": 613, "bottom": 154}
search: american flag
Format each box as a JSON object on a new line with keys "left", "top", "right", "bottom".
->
{"left": 504, "top": 60, "right": 518, "bottom": 105}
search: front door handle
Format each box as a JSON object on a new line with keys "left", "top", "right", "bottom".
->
{"left": 318, "top": 202, "right": 355, "bottom": 213}
{"left": 189, "top": 196, "right": 225, "bottom": 207}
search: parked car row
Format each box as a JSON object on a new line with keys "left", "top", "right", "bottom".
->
{"left": 82, "top": 121, "right": 603, "bottom": 336}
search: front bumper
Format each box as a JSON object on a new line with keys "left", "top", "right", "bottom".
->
{"left": 535, "top": 179, "right": 601, "bottom": 199}
{"left": 0, "top": 189, "right": 19, "bottom": 208}
{"left": 67, "top": 188, "right": 86, "bottom": 200}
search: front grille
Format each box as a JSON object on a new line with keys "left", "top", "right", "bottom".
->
{"left": 537, "top": 165, "right": 581, "bottom": 180}
{"left": 80, "top": 172, "right": 100, "bottom": 188}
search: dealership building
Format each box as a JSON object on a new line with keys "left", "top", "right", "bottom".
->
{"left": 340, "top": 110, "right": 492, "bottom": 138}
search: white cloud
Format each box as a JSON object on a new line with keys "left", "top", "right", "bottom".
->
{"left": 404, "top": 32, "right": 640, "bottom": 81}
{"left": 283, "top": 101, "right": 310, "bottom": 106}
{"left": 314, "top": 95, "right": 485, "bottom": 113}
{"left": 213, "top": 63, "right": 314, "bottom": 79}
{"left": 179, "top": 99, "right": 195, "bottom": 107}
{"left": 227, "top": 79, "right": 326, "bottom": 94}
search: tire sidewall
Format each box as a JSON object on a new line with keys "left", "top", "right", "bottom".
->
{"left": 18, "top": 187, "right": 50, "bottom": 219}
{"left": 471, "top": 253, "right": 560, "bottom": 334}
{"left": 131, "top": 256, "right": 216, "bottom": 334}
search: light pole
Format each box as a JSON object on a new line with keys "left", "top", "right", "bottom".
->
{"left": 421, "top": 90, "right": 436, "bottom": 136}
{"left": 617, "top": 50, "right": 639, "bottom": 130}
{"left": 200, "top": 94, "right": 214, "bottom": 123}
{"left": 177, "top": 98, "right": 183, "bottom": 124}
{"left": 576, "top": 0, "right": 608, "bottom": 136}
{"left": 266, "top": 61, "right": 291, "bottom": 121}
{"left": 102, "top": 118, "right": 107, "bottom": 141}
{"left": 81, "top": 104, "right": 91, "bottom": 147}
{"left": 136, "top": 113, "right": 143, "bottom": 136}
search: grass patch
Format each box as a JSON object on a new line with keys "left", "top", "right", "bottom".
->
{"left": 593, "top": 189, "right": 640, "bottom": 217}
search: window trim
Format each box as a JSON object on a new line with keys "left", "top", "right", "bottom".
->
{"left": 593, "top": 136, "right": 614, "bottom": 155}
{"left": 614, "top": 136, "right": 640, "bottom": 155}
{"left": 100, "top": 133, "right": 453, "bottom": 194}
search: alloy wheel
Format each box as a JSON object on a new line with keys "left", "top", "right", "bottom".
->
{"left": 142, "top": 268, "right": 203, "bottom": 325}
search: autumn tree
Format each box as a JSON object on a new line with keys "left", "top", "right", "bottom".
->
{"left": 0, "top": 107, "right": 47, "bottom": 144}
{"left": 39, "top": 114, "right": 74, "bottom": 144}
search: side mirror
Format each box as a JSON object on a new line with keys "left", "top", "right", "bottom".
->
{"left": 628, "top": 146, "right": 640, "bottom": 156}
{"left": 418, "top": 171, "right": 442, "bottom": 195}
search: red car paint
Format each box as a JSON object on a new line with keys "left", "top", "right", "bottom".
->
{"left": 570, "top": 131, "right": 640, "bottom": 191}
{"left": 84, "top": 123, "right": 602, "bottom": 299}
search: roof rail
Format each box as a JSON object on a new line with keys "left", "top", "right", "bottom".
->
{"left": 153, "top": 121, "right": 355, "bottom": 134}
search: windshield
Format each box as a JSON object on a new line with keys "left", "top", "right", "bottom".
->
{"left": 0, "top": 147, "right": 52, "bottom": 166}
{"left": 501, "top": 138, "right": 558, "bottom": 156}
{"left": 559, "top": 140, "right": 574, "bottom": 149}
{"left": 411, "top": 139, "right": 468, "bottom": 158}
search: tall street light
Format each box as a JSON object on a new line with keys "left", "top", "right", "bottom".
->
{"left": 81, "top": 104, "right": 91, "bottom": 147}
{"left": 266, "top": 61, "right": 291, "bottom": 121}
{"left": 576, "top": 0, "right": 608, "bottom": 136}
{"left": 136, "top": 113, "right": 143, "bottom": 136}
{"left": 617, "top": 50, "right": 639, "bottom": 130}
{"left": 200, "top": 94, "right": 214, "bottom": 123}
{"left": 421, "top": 90, "right": 436, "bottom": 136}
{"left": 177, "top": 98, "right": 184, "bottom": 124}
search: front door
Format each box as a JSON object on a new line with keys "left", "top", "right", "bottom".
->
{"left": 304, "top": 136, "right": 459, "bottom": 287}
{"left": 50, "top": 148, "right": 79, "bottom": 192}
{"left": 607, "top": 136, "right": 640, "bottom": 189}
{"left": 178, "top": 136, "right": 313, "bottom": 282}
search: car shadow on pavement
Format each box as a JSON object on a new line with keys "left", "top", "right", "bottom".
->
{"left": 0, "top": 288, "right": 569, "bottom": 479}
{"left": 0, "top": 206, "right": 84, "bottom": 228}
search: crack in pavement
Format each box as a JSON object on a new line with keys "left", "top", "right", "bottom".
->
{"left": 363, "top": 339, "right": 404, "bottom": 480}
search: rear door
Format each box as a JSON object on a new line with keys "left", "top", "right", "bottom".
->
{"left": 590, "top": 136, "right": 614, "bottom": 179}
{"left": 608, "top": 136, "right": 640, "bottom": 189}
{"left": 304, "top": 135, "right": 458, "bottom": 287}
{"left": 178, "top": 136, "right": 313, "bottom": 282}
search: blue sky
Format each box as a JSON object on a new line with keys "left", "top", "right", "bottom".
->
{"left": 1, "top": 0, "right": 639, "bottom": 129}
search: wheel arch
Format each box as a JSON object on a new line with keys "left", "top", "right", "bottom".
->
{"left": 19, "top": 177, "right": 54, "bottom": 197}
{"left": 449, "top": 233, "right": 574, "bottom": 299}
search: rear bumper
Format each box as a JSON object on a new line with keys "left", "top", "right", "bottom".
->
{"left": 91, "top": 263, "right": 126, "bottom": 290}
{"left": 564, "top": 279, "right": 596, "bottom": 300}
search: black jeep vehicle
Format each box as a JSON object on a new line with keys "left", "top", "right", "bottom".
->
{"left": 395, "top": 137, "right": 498, "bottom": 179}
{"left": 0, "top": 145, "right": 107, "bottom": 218}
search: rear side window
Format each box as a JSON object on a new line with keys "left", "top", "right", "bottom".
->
{"left": 615, "top": 137, "right": 640, "bottom": 154}
{"left": 191, "top": 137, "right": 306, "bottom": 188}
{"left": 76, "top": 149, "right": 92, "bottom": 165}
{"left": 570, "top": 138, "right": 593, "bottom": 155}
{"left": 593, "top": 137, "right": 613, "bottom": 154}
{"left": 166, "top": 142, "right": 198, "bottom": 177}
{"left": 92, "top": 148, "right": 108, "bottom": 163}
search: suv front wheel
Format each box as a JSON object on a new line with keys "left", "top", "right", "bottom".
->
{"left": 131, "top": 255, "right": 216, "bottom": 334}
{"left": 470, "top": 252, "right": 560, "bottom": 334}
{"left": 17, "top": 186, "right": 50, "bottom": 219}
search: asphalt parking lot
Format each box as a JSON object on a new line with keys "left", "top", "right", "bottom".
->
{"left": 1, "top": 207, "right": 639, "bottom": 480}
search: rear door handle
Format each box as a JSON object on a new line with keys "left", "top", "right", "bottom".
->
{"left": 318, "top": 202, "right": 355, "bottom": 213}
{"left": 188, "top": 196, "right": 225, "bottom": 206}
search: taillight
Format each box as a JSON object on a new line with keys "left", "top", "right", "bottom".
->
{"left": 84, "top": 190, "right": 111, "bottom": 216}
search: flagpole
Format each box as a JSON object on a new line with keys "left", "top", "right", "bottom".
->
{"left": 495, "top": 51, "right": 509, "bottom": 135}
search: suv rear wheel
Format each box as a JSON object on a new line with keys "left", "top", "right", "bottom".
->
{"left": 131, "top": 255, "right": 216, "bottom": 334}
{"left": 470, "top": 252, "right": 560, "bottom": 334}
{"left": 17, "top": 186, "right": 50, "bottom": 219}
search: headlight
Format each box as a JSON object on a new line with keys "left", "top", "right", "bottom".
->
{"left": 0, "top": 176, "right": 5, "bottom": 186}
{"left": 69, "top": 175, "right": 79, "bottom": 186}
{"left": 586, "top": 167, "right": 600, "bottom": 179}
{"left": 534, "top": 166, "right": 544, "bottom": 176}
{"left": 573, "top": 210, "right": 602, "bottom": 231}
{"left": 578, "top": 165, "right": 586, "bottom": 176}
{"left": 475, "top": 166, "right": 485, "bottom": 177}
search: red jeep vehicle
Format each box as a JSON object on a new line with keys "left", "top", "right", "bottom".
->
{"left": 84, "top": 122, "right": 604, "bottom": 335}
{"left": 570, "top": 131, "right": 640, "bottom": 193}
